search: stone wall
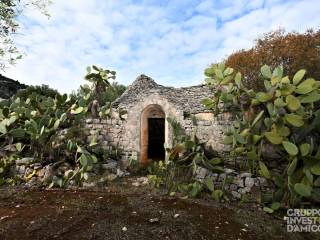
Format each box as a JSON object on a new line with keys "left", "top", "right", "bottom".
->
{"left": 195, "top": 166, "right": 272, "bottom": 201}
{"left": 84, "top": 107, "right": 233, "bottom": 165}
{"left": 183, "top": 112, "right": 233, "bottom": 154}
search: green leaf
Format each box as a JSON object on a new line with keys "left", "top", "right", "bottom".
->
{"left": 218, "top": 62, "right": 225, "bottom": 71}
{"left": 91, "top": 154, "right": 98, "bottom": 164}
{"left": 282, "top": 141, "right": 298, "bottom": 156}
{"left": 204, "top": 67, "right": 215, "bottom": 77}
{"left": 223, "top": 135, "right": 233, "bottom": 145}
{"left": 259, "top": 161, "right": 271, "bottom": 179}
{"left": 251, "top": 110, "right": 264, "bottom": 127}
{"left": 263, "top": 207, "right": 274, "bottom": 214}
{"left": 274, "top": 98, "right": 287, "bottom": 107}
{"left": 215, "top": 68, "right": 224, "bottom": 79}
{"left": 212, "top": 189, "right": 223, "bottom": 201}
{"left": 169, "top": 192, "right": 176, "bottom": 197}
{"left": 293, "top": 69, "right": 306, "bottom": 85}
{"left": 285, "top": 95, "right": 301, "bottom": 112}
{"left": 189, "top": 182, "right": 202, "bottom": 198}
{"left": 240, "top": 128, "right": 250, "bottom": 137}
{"left": 10, "top": 128, "right": 25, "bottom": 138}
{"left": 53, "top": 119, "right": 60, "bottom": 130}
{"left": 256, "top": 92, "right": 272, "bottom": 102}
{"left": 235, "top": 72, "right": 242, "bottom": 88}
{"left": 294, "top": 183, "right": 312, "bottom": 197}
{"left": 223, "top": 67, "right": 234, "bottom": 76}
{"left": 0, "top": 122, "right": 7, "bottom": 134}
{"left": 271, "top": 202, "right": 281, "bottom": 210}
{"left": 253, "top": 135, "right": 262, "bottom": 144}
{"left": 89, "top": 136, "right": 98, "bottom": 147}
{"left": 277, "top": 126, "right": 290, "bottom": 137}
{"left": 235, "top": 147, "right": 246, "bottom": 153}
{"left": 261, "top": 65, "right": 272, "bottom": 78}
{"left": 300, "top": 143, "right": 310, "bottom": 157}
{"left": 15, "top": 143, "right": 24, "bottom": 152}
{"left": 273, "top": 66, "right": 283, "bottom": 79}
{"left": 281, "top": 76, "right": 290, "bottom": 84}
{"left": 310, "top": 164, "right": 320, "bottom": 175}
{"left": 234, "top": 132, "right": 246, "bottom": 144}
{"left": 280, "top": 84, "right": 295, "bottom": 96}
{"left": 300, "top": 92, "right": 320, "bottom": 103}
{"left": 201, "top": 98, "right": 214, "bottom": 109}
{"left": 209, "top": 158, "right": 222, "bottom": 165}
{"left": 60, "top": 113, "right": 67, "bottom": 122}
{"left": 40, "top": 126, "right": 45, "bottom": 135}
{"left": 287, "top": 158, "right": 298, "bottom": 176}
{"left": 79, "top": 154, "right": 88, "bottom": 167}
{"left": 71, "top": 106, "right": 84, "bottom": 115}
{"left": 264, "top": 131, "right": 283, "bottom": 145}
{"left": 205, "top": 177, "right": 215, "bottom": 192}
{"left": 305, "top": 170, "right": 313, "bottom": 185}
{"left": 285, "top": 114, "right": 304, "bottom": 127}
{"left": 264, "top": 80, "right": 272, "bottom": 91}
{"left": 314, "top": 177, "right": 320, "bottom": 187}
{"left": 295, "top": 78, "right": 315, "bottom": 94}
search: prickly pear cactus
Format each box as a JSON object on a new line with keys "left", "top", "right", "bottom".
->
{"left": 202, "top": 63, "right": 320, "bottom": 205}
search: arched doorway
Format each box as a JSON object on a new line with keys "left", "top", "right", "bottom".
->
{"left": 140, "top": 104, "right": 165, "bottom": 165}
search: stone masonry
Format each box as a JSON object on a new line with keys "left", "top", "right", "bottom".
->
{"left": 85, "top": 74, "right": 233, "bottom": 165}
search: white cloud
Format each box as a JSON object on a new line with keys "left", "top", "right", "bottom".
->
{"left": 3, "top": 0, "right": 320, "bottom": 93}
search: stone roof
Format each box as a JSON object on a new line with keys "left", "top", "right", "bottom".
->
{"left": 113, "top": 74, "right": 213, "bottom": 114}
{"left": 0, "top": 74, "right": 27, "bottom": 99}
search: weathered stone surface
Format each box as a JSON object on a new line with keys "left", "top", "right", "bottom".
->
{"left": 18, "top": 165, "right": 26, "bottom": 175}
{"left": 16, "top": 158, "right": 35, "bottom": 166}
{"left": 195, "top": 167, "right": 210, "bottom": 181}
{"left": 231, "top": 191, "right": 241, "bottom": 199}
{"left": 229, "top": 184, "right": 238, "bottom": 191}
{"left": 83, "top": 182, "right": 97, "bottom": 188}
{"left": 239, "top": 187, "right": 251, "bottom": 195}
{"left": 30, "top": 163, "right": 42, "bottom": 170}
{"left": 42, "top": 164, "right": 55, "bottom": 183}
{"left": 224, "top": 168, "right": 235, "bottom": 174}
{"left": 240, "top": 172, "right": 252, "bottom": 178}
{"left": 245, "top": 177, "right": 255, "bottom": 188}
{"left": 113, "top": 75, "right": 213, "bottom": 114}
{"left": 234, "top": 177, "right": 244, "bottom": 188}
{"left": 116, "top": 169, "right": 125, "bottom": 177}
{"left": 102, "top": 161, "right": 118, "bottom": 170}
{"left": 257, "top": 177, "right": 268, "bottom": 187}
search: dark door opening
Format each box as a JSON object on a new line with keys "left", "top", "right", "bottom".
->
{"left": 148, "top": 118, "right": 165, "bottom": 160}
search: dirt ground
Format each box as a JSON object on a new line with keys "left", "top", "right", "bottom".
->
{"left": 0, "top": 178, "right": 314, "bottom": 240}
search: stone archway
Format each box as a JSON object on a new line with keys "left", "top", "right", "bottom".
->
{"left": 140, "top": 104, "right": 166, "bottom": 165}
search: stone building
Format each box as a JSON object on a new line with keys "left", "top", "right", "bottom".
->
{"left": 85, "top": 74, "right": 232, "bottom": 165}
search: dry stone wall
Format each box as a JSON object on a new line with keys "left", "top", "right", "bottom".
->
{"left": 84, "top": 109, "right": 233, "bottom": 164}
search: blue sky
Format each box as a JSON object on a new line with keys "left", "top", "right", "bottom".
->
{"left": 5, "top": 0, "right": 320, "bottom": 93}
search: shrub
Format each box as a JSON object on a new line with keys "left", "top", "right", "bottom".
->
{"left": 224, "top": 29, "right": 320, "bottom": 90}
{"left": 0, "top": 65, "right": 123, "bottom": 187}
{"left": 202, "top": 62, "right": 320, "bottom": 206}
{"left": 146, "top": 117, "right": 226, "bottom": 200}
